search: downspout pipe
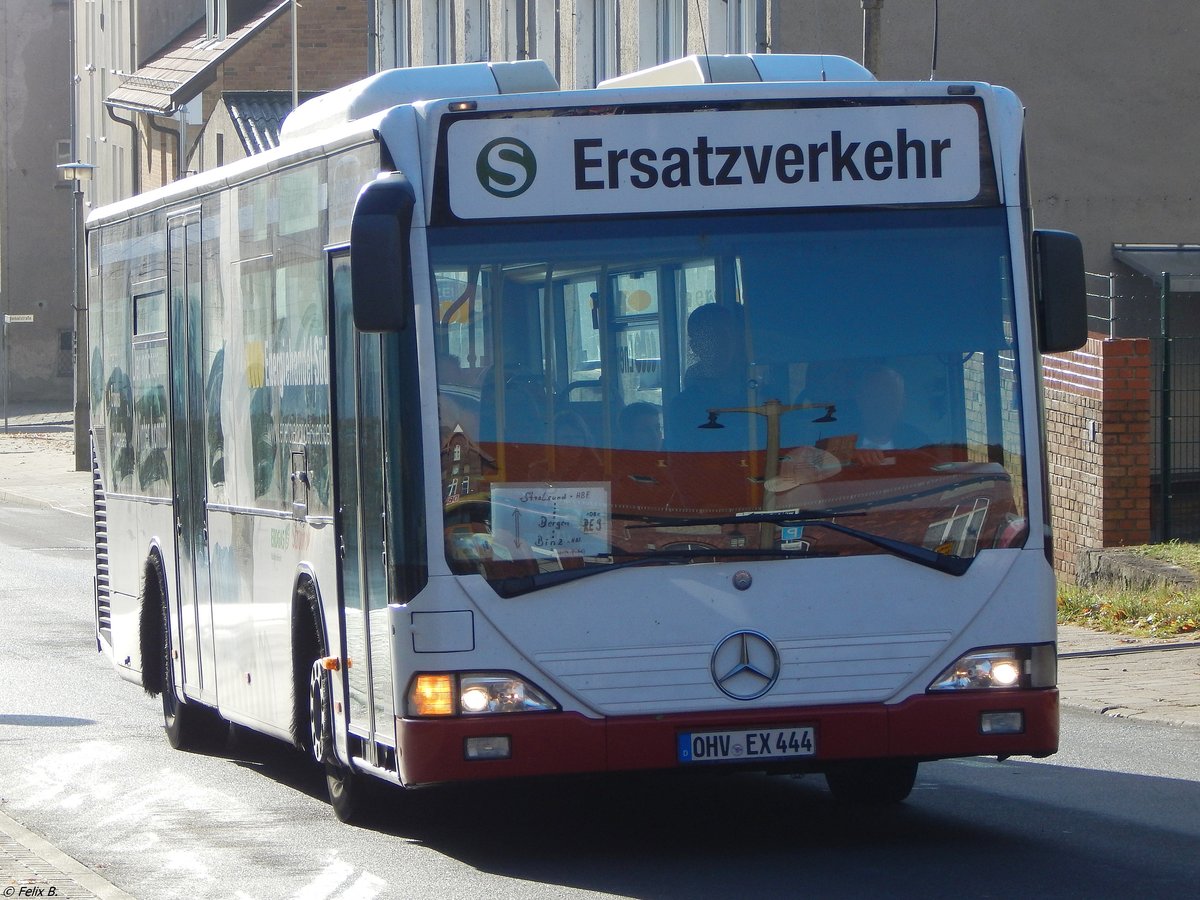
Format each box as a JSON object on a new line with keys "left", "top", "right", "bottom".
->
{"left": 143, "top": 109, "right": 184, "bottom": 182}
{"left": 104, "top": 104, "right": 140, "bottom": 196}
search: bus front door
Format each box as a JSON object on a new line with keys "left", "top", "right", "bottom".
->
{"left": 329, "top": 251, "right": 395, "bottom": 754}
{"left": 167, "top": 212, "right": 216, "bottom": 703}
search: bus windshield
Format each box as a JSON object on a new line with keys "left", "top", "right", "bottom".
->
{"left": 429, "top": 206, "right": 1028, "bottom": 591}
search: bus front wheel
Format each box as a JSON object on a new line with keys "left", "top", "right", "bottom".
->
{"left": 824, "top": 759, "right": 918, "bottom": 805}
{"left": 308, "top": 657, "right": 365, "bottom": 823}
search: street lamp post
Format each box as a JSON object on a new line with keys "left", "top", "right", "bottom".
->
{"left": 57, "top": 160, "right": 96, "bottom": 472}
{"left": 861, "top": 0, "right": 885, "bottom": 77}
{"left": 292, "top": 0, "right": 300, "bottom": 109}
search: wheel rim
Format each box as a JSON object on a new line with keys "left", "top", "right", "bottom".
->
{"left": 162, "top": 661, "right": 178, "bottom": 723}
{"left": 161, "top": 589, "right": 178, "bottom": 724}
{"left": 309, "top": 660, "right": 327, "bottom": 765}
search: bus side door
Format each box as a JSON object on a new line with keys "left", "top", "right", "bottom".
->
{"left": 167, "top": 211, "right": 216, "bottom": 702}
{"left": 329, "top": 250, "right": 394, "bottom": 752}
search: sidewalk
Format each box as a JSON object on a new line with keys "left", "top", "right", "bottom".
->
{"left": 0, "top": 407, "right": 127, "bottom": 897}
{"left": 0, "top": 403, "right": 92, "bottom": 517}
{"left": 1057, "top": 624, "right": 1200, "bottom": 727}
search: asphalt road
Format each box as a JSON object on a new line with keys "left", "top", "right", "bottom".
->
{"left": 1, "top": 503, "right": 1198, "bottom": 899}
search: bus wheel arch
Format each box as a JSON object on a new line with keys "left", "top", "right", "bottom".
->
{"left": 140, "top": 546, "right": 224, "bottom": 750}
{"left": 290, "top": 574, "right": 326, "bottom": 752}
{"left": 138, "top": 549, "right": 167, "bottom": 697}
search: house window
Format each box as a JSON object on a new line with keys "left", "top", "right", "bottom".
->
{"left": 658, "top": 0, "right": 685, "bottom": 63}
{"left": 57, "top": 331, "right": 74, "bottom": 378}
{"left": 466, "top": 0, "right": 491, "bottom": 62}
{"left": 205, "top": 0, "right": 227, "bottom": 41}
{"left": 393, "top": 0, "right": 411, "bottom": 68}
{"left": 519, "top": 0, "right": 535, "bottom": 59}
{"left": 535, "top": 0, "right": 560, "bottom": 80}
{"left": 726, "top": 0, "right": 759, "bottom": 53}
{"left": 594, "top": 0, "right": 619, "bottom": 83}
{"left": 437, "top": 0, "right": 454, "bottom": 64}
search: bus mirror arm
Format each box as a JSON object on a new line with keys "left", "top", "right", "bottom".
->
{"left": 350, "top": 172, "right": 417, "bottom": 333}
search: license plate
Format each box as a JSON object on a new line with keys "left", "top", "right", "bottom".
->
{"left": 678, "top": 726, "right": 816, "bottom": 763}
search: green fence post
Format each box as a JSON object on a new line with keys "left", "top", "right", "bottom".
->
{"left": 1159, "top": 272, "right": 1172, "bottom": 542}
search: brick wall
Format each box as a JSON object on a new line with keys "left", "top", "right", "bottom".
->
{"left": 218, "top": 0, "right": 368, "bottom": 94}
{"left": 1043, "top": 336, "right": 1152, "bottom": 581}
{"left": 139, "top": 115, "right": 178, "bottom": 192}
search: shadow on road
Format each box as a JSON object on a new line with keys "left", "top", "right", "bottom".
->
{"left": 219, "top": 731, "right": 1199, "bottom": 898}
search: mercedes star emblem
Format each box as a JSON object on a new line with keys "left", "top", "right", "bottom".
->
{"left": 710, "top": 630, "right": 781, "bottom": 700}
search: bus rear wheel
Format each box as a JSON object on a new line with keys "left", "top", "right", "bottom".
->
{"left": 155, "top": 559, "right": 224, "bottom": 751}
{"left": 824, "top": 759, "right": 918, "bottom": 805}
{"left": 308, "top": 657, "right": 365, "bottom": 823}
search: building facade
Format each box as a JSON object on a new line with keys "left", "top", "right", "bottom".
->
{"left": 72, "top": 1, "right": 370, "bottom": 207}
{"left": 377, "top": 1, "right": 771, "bottom": 89}
{"left": 774, "top": 1, "right": 1200, "bottom": 282}
{"left": 69, "top": 0, "right": 1198, "bottom": 569}
{"left": 1, "top": 0, "right": 75, "bottom": 403}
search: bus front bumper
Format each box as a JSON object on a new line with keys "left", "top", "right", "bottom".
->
{"left": 395, "top": 689, "right": 1058, "bottom": 787}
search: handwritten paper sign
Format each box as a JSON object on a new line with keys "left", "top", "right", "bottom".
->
{"left": 490, "top": 483, "right": 610, "bottom": 560}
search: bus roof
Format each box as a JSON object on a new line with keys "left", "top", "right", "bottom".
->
{"left": 86, "top": 55, "right": 1014, "bottom": 230}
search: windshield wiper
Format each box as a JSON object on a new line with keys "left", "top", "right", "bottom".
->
{"left": 491, "top": 510, "right": 970, "bottom": 595}
{"left": 624, "top": 509, "right": 864, "bottom": 528}
{"left": 628, "top": 513, "right": 971, "bottom": 577}
{"left": 492, "top": 546, "right": 824, "bottom": 597}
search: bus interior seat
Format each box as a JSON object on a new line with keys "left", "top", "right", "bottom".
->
{"left": 478, "top": 364, "right": 549, "bottom": 445}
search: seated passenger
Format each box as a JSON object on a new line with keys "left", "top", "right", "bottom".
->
{"left": 666, "top": 303, "right": 748, "bottom": 449}
{"left": 849, "top": 364, "right": 927, "bottom": 464}
{"left": 618, "top": 401, "right": 663, "bottom": 451}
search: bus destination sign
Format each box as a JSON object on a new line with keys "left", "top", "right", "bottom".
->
{"left": 447, "top": 103, "right": 984, "bottom": 219}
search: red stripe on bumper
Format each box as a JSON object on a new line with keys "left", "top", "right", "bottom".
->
{"left": 396, "top": 689, "right": 1058, "bottom": 787}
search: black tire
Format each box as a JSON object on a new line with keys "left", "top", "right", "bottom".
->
{"left": 300, "top": 586, "right": 367, "bottom": 823}
{"left": 308, "top": 656, "right": 367, "bottom": 822}
{"left": 154, "top": 556, "right": 225, "bottom": 752}
{"left": 824, "top": 759, "right": 919, "bottom": 805}
{"left": 326, "top": 759, "right": 365, "bottom": 824}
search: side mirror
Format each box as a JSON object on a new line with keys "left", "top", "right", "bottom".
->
{"left": 350, "top": 172, "right": 416, "bottom": 332}
{"left": 1033, "top": 229, "right": 1088, "bottom": 353}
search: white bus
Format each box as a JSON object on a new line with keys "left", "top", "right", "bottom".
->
{"left": 87, "top": 55, "right": 1086, "bottom": 821}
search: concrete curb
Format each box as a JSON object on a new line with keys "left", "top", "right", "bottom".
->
{"left": 0, "top": 809, "right": 135, "bottom": 900}
{"left": 0, "top": 487, "right": 92, "bottom": 519}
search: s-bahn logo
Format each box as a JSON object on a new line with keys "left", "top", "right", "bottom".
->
{"left": 476, "top": 137, "right": 537, "bottom": 198}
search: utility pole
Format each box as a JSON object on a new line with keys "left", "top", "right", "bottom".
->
{"left": 292, "top": 0, "right": 300, "bottom": 109}
{"left": 59, "top": 161, "right": 95, "bottom": 471}
{"left": 862, "top": 0, "right": 884, "bottom": 77}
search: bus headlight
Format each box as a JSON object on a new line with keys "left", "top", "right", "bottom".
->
{"left": 407, "top": 672, "right": 559, "bottom": 717}
{"left": 927, "top": 644, "right": 1056, "bottom": 691}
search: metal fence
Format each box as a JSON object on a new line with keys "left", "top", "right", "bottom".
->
{"left": 1088, "top": 271, "right": 1200, "bottom": 542}
{"left": 1151, "top": 275, "right": 1200, "bottom": 542}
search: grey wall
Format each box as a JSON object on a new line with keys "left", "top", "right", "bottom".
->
{"left": 1, "top": 0, "right": 75, "bottom": 402}
{"left": 137, "top": 0, "right": 205, "bottom": 67}
{"left": 775, "top": 1, "right": 1200, "bottom": 278}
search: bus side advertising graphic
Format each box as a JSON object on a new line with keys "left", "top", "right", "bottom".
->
{"left": 450, "top": 103, "right": 984, "bottom": 219}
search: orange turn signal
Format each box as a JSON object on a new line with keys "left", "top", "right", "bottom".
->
{"left": 409, "top": 674, "right": 455, "bottom": 716}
